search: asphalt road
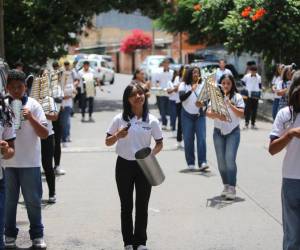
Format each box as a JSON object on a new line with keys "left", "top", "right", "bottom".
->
{"left": 15, "top": 74, "right": 284, "bottom": 250}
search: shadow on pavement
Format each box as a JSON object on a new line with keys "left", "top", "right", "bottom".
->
{"left": 206, "top": 196, "right": 245, "bottom": 209}
{"left": 179, "top": 169, "right": 216, "bottom": 178}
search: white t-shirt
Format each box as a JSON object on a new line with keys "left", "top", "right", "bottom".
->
{"left": 79, "top": 69, "right": 96, "bottom": 98}
{"left": 216, "top": 68, "right": 232, "bottom": 84}
{"left": 179, "top": 82, "right": 203, "bottom": 114}
{"left": 107, "top": 113, "right": 163, "bottom": 161}
{"left": 153, "top": 68, "right": 174, "bottom": 89}
{"left": 4, "top": 97, "right": 47, "bottom": 168}
{"left": 167, "top": 76, "right": 180, "bottom": 103}
{"left": 270, "top": 107, "right": 300, "bottom": 179}
{"left": 62, "top": 70, "right": 75, "bottom": 108}
{"left": 213, "top": 93, "right": 245, "bottom": 135}
{"left": 272, "top": 76, "right": 283, "bottom": 99}
{"left": 242, "top": 73, "right": 261, "bottom": 92}
{"left": 0, "top": 123, "right": 16, "bottom": 179}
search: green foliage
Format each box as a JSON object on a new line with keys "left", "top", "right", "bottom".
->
{"left": 4, "top": 0, "right": 163, "bottom": 68}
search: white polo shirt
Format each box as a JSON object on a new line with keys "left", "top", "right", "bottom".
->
{"left": 272, "top": 76, "right": 283, "bottom": 99}
{"left": 242, "top": 73, "right": 261, "bottom": 92}
{"left": 153, "top": 68, "right": 174, "bottom": 89}
{"left": 167, "top": 76, "right": 180, "bottom": 103}
{"left": 62, "top": 70, "right": 75, "bottom": 108}
{"left": 270, "top": 107, "right": 300, "bottom": 179}
{"left": 179, "top": 82, "right": 203, "bottom": 114}
{"left": 4, "top": 97, "right": 47, "bottom": 168}
{"left": 213, "top": 93, "right": 245, "bottom": 135}
{"left": 0, "top": 123, "right": 16, "bottom": 179}
{"left": 216, "top": 68, "right": 232, "bottom": 84}
{"left": 107, "top": 113, "right": 163, "bottom": 161}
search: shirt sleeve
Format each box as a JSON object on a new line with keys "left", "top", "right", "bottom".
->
{"left": 33, "top": 101, "right": 47, "bottom": 126}
{"left": 235, "top": 94, "right": 245, "bottom": 109}
{"left": 3, "top": 126, "right": 16, "bottom": 141}
{"left": 241, "top": 74, "right": 247, "bottom": 83}
{"left": 151, "top": 117, "right": 163, "bottom": 141}
{"left": 270, "top": 108, "right": 290, "bottom": 138}
{"left": 107, "top": 115, "right": 121, "bottom": 135}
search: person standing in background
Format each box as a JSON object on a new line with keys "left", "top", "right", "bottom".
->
{"left": 278, "top": 65, "right": 295, "bottom": 111}
{"left": 132, "top": 69, "right": 151, "bottom": 98}
{"left": 153, "top": 59, "right": 173, "bottom": 130}
{"left": 215, "top": 59, "right": 232, "bottom": 85}
{"left": 272, "top": 64, "right": 284, "bottom": 120}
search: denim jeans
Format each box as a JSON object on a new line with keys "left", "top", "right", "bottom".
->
{"left": 181, "top": 108, "right": 207, "bottom": 167}
{"left": 157, "top": 96, "right": 169, "bottom": 126}
{"left": 272, "top": 98, "right": 280, "bottom": 120}
{"left": 213, "top": 127, "right": 240, "bottom": 187}
{"left": 5, "top": 168, "right": 44, "bottom": 240}
{"left": 60, "top": 106, "right": 72, "bottom": 142}
{"left": 282, "top": 178, "right": 300, "bottom": 250}
{"left": 0, "top": 175, "right": 5, "bottom": 249}
{"left": 169, "top": 100, "right": 177, "bottom": 131}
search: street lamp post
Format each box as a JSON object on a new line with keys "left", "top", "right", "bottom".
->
{"left": 0, "top": 0, "right": 4, "bottom": 59}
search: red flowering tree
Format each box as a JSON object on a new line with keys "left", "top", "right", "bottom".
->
{"left": 120, "top": 30, "right": 152, "bottom": 54}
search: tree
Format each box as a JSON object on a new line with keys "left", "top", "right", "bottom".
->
{"left": 4, "top": 0, "right": 164, "bottom": 69}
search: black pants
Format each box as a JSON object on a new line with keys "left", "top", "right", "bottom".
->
{"left": 115, "top": 157, "right": 152, "bottom": 247}
{"left": 52, "top": 114, "right": 61, "bottom": 167}
{"left": 41, "top": 135, "right": 55, "bottom": 197}
{"left": 74, "top": 87, "right": 82, "bottom": 109}
{"left": 81, "top": 94, "right": 94, "bottom": 118}
{"left": 245, "top": 98, "right": 259, "bottom": 126}
{"left": 176, "top": 103, "right": 183, "bottom": 142}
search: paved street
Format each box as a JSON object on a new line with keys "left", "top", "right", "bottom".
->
{"left": 15, "top": 74, "right": 283, "bottom": 250}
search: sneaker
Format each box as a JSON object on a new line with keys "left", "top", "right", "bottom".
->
{"left": 243, "top": 124, "right": 249, "bottom": 130}
{"left": 124, "top": 245, "right": 134, "bottom": 250}
{"left": 226, "top": 186, "right": 236, "bottom": 200}
{"left": 55, "top": 166, "right": 66, "bottom": 175}
{"left": 62, "top": 142, "right": 68, "bottom": 148}
{"left": 162, "top": 125, "right": 167, "bottom": 130}
{"left": 199, "top": 162, "right": 209, "bottom": 171}
{"left": 176, "top": 141, "right": 184, "bottom": 149}
{"left": 66, "top": 137, "right": 72, "bottom": 143}
{"left": 221, "top": 185, "right": 230, "bottom": 197}
{"left": 251, "top": 124, "right": 258, "bottom": 130}
{"left": 81, "top": 117, "right": 85, "bottom": 122}
{"left": 48, "top": 195, "right": 56, "bottom": 204}
{"left": 187, "top": 165, "right": 195, "bottom": 170}
{"left": 137, "top": 245, "right": 148, "bottom": 250}
{"left": 32, "top": 237, "right": 47, "bottom": 249}
{"left": 89, "top": 117, "right": 95, "bottom": 122}
{"left": 4, "top": 236, "right": 16, "bottom": 248}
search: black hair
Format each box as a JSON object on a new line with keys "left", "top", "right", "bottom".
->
{"left": 184, "top": 66, "right": 201, "bottom": 85}
{"left": 219, "top": 74, "right": 238, "bottom": 100}
{"left": 171, "top": 70, "right": 178, "bottom": 83}
{"left": 52, "top": 61, "right": 59, "bottom": 68}
{"left": 249, "top": 65, "right": 258, "bottom": 72}
{"left": 219, "top": 59, "right": 226, "bottom": 63}
{"left": 132, "top": 68, "right": 143, "bottom": 80}
{"left": 7, "top": 70, "right": 26, "bottom": 85}
{"left": 282, "top": 65, "right": 293, "bottom": 82}
{"left": 178, "top": 65, "right": 185, "bottom": 78}
{"left": 64, "top": 61, "right": 70, "bottom": 66}
{"left": 0, "top": 68, "right": 14, "bottom": 127}
{"left": 122, "top": 84, "right": 149, "bottom": 122}
{"left": 247, "top": 61, "right": 256, "bottom": 67}
{"left": 83, "top": 61, "right": 90, "bottom": 65}
{"left": 15, "top": 61, "right": 24, "bottom": 68}
{"left": 288, "top": 70, "right": 300, "bottom": 113}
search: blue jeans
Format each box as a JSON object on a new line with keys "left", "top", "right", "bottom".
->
{"left": 181, "top": 108, "right": 207, "bottom": 167}
{"left": 282, "top": 178, "right": 300, "bottom": 250}
{"left": 157, "top": 96, "right": 169, "bottom": 126}
{"left": 213, "top": 127, "right": 240, "bottom": 187}
{"left": 5, "top": 168, "right": 44, "bottom": 240}
{"left": 272, "top": 98, "right": 280, "bottom": 120}
{"left": 0, "top": 175, "right": 5, "bottom": 249}
{"left": 60, "top": 106, "right": 72, "bottom": 142}
{"left": 169, "top": 100, "right": 177, "bottom": 131}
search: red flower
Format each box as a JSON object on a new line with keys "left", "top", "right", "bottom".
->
{"left": 194, "top": 3, "right": 201, "bottom": 12}
{"left": 241, "top": 6, "right": 252, "bottom": 18}
{"left": 251, "top": 8, "right": 267, "bottom": 21}
{"left": 120, "top": 29, "right": 152, "bottom": 53}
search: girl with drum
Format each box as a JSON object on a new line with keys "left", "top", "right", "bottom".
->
{"left": 105, "top": 84, "right": 163, "bottom": 250}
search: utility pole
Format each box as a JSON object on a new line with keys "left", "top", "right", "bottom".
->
{"left": 0, "top": 0, "right": 4, "bottom": 59}
{"left": 151, "top": 23, "right": 155, "bottom": 55}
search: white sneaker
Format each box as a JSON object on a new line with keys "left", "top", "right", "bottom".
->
{"left": 62, "top": 142, "right": 68, "bottom": 148}
{"left": 162, "top": 125, "right": 167, "bottom": 130}
{"left": 137, "top": 245, "right": 148, "bottom": 250}
{"left": 176, "top": 141, "right": 184, "bottom": 149}
{"left": 32, "top": 237, "right": 47, "bottom": 249}
{"left": 199, "top": 162, "right": 209, "bottom": 171}
{"left": 226, "top": 186, "right": 236, "bottom": 200}
{"left": 124, "top": 245, "right": 134, "bottom": 250}
{"left": 187, "top": 165, "right": 195, "bottom": 170}
{"left": 55, "top": 166, "right": 66, "bottom": 175}
{"left": 4, "top": 236, "right": 16, "bottom": 248}
{"left": 221, "top": 185, "right": 230, "bottom": 197}
{"left": 48, "top": 195, "right": 56, "bottom": 204}
{"left": 251, "top": 124, "right": 258, "bottom": 130}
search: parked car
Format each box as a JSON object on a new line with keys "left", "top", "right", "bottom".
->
{"left": 140, "top": 55, "right": 181, "bottom": 80}
{"left": 76, "top": 58, "right": 115, "bottom": 85}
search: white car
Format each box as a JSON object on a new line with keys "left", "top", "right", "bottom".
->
{"left": 140, "top": 55, "right": 166, "bottom": 80}
{"left": 76, "top": 59, "right": 115, "bottom": 85}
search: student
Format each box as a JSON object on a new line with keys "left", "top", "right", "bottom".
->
{"left": 0, "top": 67, "right": 16, "bottom": 250}
{"left": 153, "top": 59, "right": 173, "bottom": 130}
{"left": 167, "top": 70, "right": 179, "bottom": 134}
{"left": 179, "top": 66, "right": 209, "bottom": 171}
{"left": 4, "top": 70, "right": 48, "bottom": 249}
{"left": 215, "top": 59, "right": 232, "bottom": 85}
{"left": 132, "top": 68, "right": 151, "bottom": 98}
{"left": 78, "top": 61, "right": 97, "bottom": 122}
{"left": 207, "top": 74, "right": 245, "bottom": 200}
{"left": 278, "top": 65, "right": 294, "bottom": 111}
{"left": 105, "top": 84, "right": 163, "bottom": 250}
{"left": 272, "top": 64, "right": 284, "bottom": 120}
{"left": 242, "top": 65, "right": 262, "bottom": 129}
{"left": 269, "top": 70, "right": 300, "bottom": 250}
